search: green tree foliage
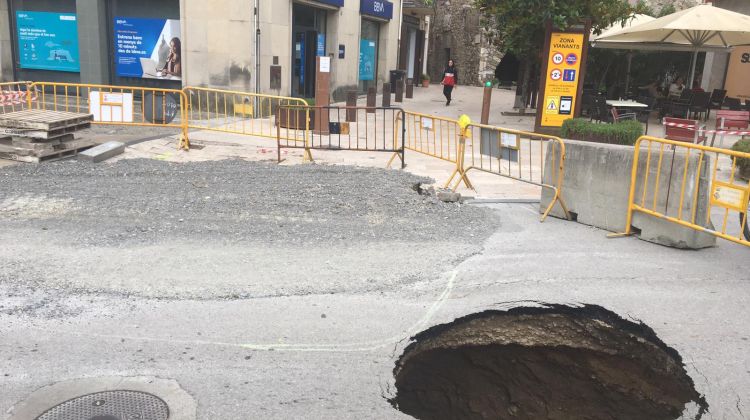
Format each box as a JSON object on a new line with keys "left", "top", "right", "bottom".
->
{"left": 474, "top": 0, "right": 644, "bottom": 109}
{"left": 474, "top": 0, "right": 641, "bottom": 58}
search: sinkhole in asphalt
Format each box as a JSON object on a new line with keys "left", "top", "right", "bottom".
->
{"left": 390, "top": 304, "right": 708, "bottom": 420}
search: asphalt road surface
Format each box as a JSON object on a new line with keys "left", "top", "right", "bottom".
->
{"left": 1, "top": 160, "right": 748, "bottom": 419}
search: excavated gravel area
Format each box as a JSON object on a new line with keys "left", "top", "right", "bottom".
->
{"left": 0, "top": 159, "right": 497, "bottom": 303}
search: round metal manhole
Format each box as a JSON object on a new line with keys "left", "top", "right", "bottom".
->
{"left": 35, "top": 390, "right": 169, "bottom": 420}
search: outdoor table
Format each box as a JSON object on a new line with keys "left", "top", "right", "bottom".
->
{"left": 605, "top": 100, "right": 648, "bottom": 108}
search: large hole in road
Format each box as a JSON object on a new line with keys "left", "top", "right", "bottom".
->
{"left": 390, "top": 304, "right": 708, "bottom": 420}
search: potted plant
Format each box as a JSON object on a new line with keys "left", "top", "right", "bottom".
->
{"left": 421, "top": 74, "right": 430, "bottom": 88}
{"left": 277, "top": 98, "right": 316, "bottom": 130}
{"left": 731, "top": 138, "right": 750, "bottom": 180}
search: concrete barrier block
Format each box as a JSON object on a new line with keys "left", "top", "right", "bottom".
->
{"left": 541, "top": 139, "right": 716, "bottom": 249}
{"left": 437, "top": 191, "right": 461, "bottom": 203}
{"left": 79, "top": 141, "right": 125, "bottom": 163}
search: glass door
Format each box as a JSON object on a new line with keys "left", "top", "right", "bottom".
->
{"left": 359, "top": 19, "right": 380, "bottom": 93}
{"left": 291, "top": 4, "right": 326, "bottom": 98}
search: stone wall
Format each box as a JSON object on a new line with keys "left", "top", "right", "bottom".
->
{"left": 427, "top": 0, "right": 500, "bottom": 86}
{"left": 627, "top": 0, "right": 701, "bottom": 12}
{"left": 715, "top": 0, "right": 750, "bottom": 14}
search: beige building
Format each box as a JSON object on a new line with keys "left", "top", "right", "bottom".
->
{"left": 1, "top": 0, "right": 403, "bottom": 100}
{"left": 703, "top": 0, "right": 750, "bottom": 100}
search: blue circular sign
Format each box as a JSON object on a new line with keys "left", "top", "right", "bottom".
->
{"left": 566, "top": 53, "right": 578, "bottom": 66}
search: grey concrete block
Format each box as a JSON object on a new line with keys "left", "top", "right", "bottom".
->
{"left": 437, "top": 191, "right": 461, "bottom": 203}
{"left": 541, "top": 139, "right": 716, "bottom": 249}
{"left": 79, "top": 141, "right": 125, "bottom": 163}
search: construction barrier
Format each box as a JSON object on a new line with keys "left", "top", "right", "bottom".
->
{"left": 613, "top": 136, "right": 750, "bottom": 248}
{"left": 26, "top": 82, "right": 190, "bottom": 149}
{"left": 5, "top": 80, "right": 572, "bottom": 226}
{"left": 401, "top": 111, "right": 461, "bottom": 164}
{"left": 0, "top": 81, "right": 34, "bottom": 114}
{"left": 396, "top": 110, "right": 570, "bottom": 222}
{"left": 277, "top": 105, "right": 405, "bottom": 168}
{"left": 183, "top": 86, "right": 307, "bottom": 142}
{"left": 460, "top": 123, "right": 572, "bottom": 222}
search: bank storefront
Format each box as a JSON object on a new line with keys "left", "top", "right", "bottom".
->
{"left": 2, "top": 0, "right": 402, "bottom": 99}
{"left": 7, "top": 0, "right": 180, "bottom": 88}
{"left": 358, "top": 0, "right": 392, "bottom": 92}
{"left": 291, "top": 0, "right": 340, "bottom": 98}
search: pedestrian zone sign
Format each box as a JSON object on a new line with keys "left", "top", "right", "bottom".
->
{"left": 540, "top": 32, "right": 584, "bottom": 127}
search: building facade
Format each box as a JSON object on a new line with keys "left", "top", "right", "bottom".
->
{"left": 399, "top": 0, "right": 430, "bottom": 83}
{"left": 0, "top": 0, "right": 403, "bottom": 100}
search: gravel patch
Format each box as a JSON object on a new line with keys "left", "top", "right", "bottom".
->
{"left": 0, "top": 159, "right": 498, "bottom": 304}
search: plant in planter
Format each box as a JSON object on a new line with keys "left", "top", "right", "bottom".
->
{"left": 277, "top": 98, "right": 316, "bottom": 130}
{"left": 561, "top": 118, "right": 643, "bottom": 146}
{"left": 731, "top": 138, "right": 750, "bottom": 180}
{"left": 421, "top": 74, "right": 430, "bottom": 88}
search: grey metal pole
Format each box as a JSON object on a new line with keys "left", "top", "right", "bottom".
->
{"left": 625, "top": 53, "right": 633, "bottom": 98}
{"left": 689, "top": 50, "right": 698, "bottom": 89}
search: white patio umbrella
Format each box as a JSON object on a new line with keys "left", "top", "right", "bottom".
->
{"left": 590, "top": 14, "right": 656, "bottom": 44}
{"left": 593, "top": 3, "right": 750, "bottom": 86}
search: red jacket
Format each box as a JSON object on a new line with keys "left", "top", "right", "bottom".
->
{"left": 442, "top": 67, "right": 458, "bottom": 87}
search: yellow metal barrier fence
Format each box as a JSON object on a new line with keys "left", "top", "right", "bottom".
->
{"left": 183, "top": 86, "right": 308, "bottom": 141}
{"left": 397, "top": 111, "right": 570, "bottom": 222}
{"left": 27, "top": 82, "right": 190, "bottom": 149}
{"left": 0, "top": 81, "right": 34, "bottom": 114}
{"left": 400, "top": 111, "right": 461, "bottom": 164}
{"left": 613, "top": 136, "right": 750, "bottom": 247}
{"left": 461, "top": 123, "right": 571, "bottom": 222}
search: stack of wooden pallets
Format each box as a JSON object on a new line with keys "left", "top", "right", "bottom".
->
{"left": 0, "top": 109, "right": 95, "bottom": 163}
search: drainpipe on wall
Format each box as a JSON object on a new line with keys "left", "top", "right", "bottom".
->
{"left": 254, "top": 0, "right": 260, "bottom": 94}
{"left": 422, "top": 15, "right": 430, "bottom": 76}
{"left": 397, "top": 0, "right": 404, "bottom": 71}
{"left": 180, "top": 0, "right": 187, "bottom": 86}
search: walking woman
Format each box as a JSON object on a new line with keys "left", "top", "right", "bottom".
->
{"left": 441, "top": 59, "right": 458, "bottom": 106}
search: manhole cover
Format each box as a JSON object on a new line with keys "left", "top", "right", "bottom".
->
{"left": 35, "top": 390, "right": 169, "bottom": 420}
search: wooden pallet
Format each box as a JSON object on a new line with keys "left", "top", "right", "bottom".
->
{"left": 0, "top": 137, "right": 96, "bottom": 163}
{"left": 10, "top": 134, "right": 74, "bottom": 151}
{"left": 0, "top": 109, "right": 93, "bottom": 131}
{"left": 0, "top": 122, "right": 92, "bottom": 140}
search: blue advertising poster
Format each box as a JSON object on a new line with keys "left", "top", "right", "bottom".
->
{"left": 316, "top": 34, "right": 326, "bottom": 57}
{"left": 299, "top": 40, "right": 305, "bottom": 86}
{"left": 359, "top": 39, "right": 376, "bottom": 81}
{"left": 114, "top": 17, "right": 182, "bottom": 80}
{"left": 16, "top": 11, "right": 80, "bottom": 72}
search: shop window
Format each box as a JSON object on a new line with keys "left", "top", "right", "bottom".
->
{"left": 107, "top": 0, "right": 181, "bottom": 88}
{"left": 9, "top": 0, "right": 80, "bottom": 83}
{"left": 359, "top": 19, "right": 380, "bottom": 93}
